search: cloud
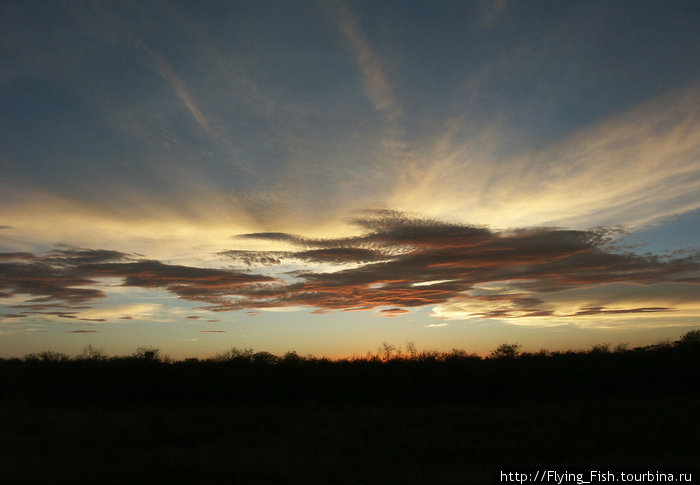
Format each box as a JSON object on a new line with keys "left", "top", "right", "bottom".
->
{"left": 0, "top": 252, "right": 37, "bottom": 261}
{"left": 0, "top": 248, "right": 276, "bottom": 317}
{"left": 296, "top": 248, "right": 385, "bottom": 264}
{"left": 571, "top": 307, "right": 670, "bottom": 316}
{"left": 1, "top": 213, "right": 698, "bottom": 328}
{"left": 87, "top": 260, "right": 277, "bottom": 307}
{"left": 75, "top": 303, "right": 163, "bottom": 322}
{"left": 238, "top": 210, "right": 491, "bottom": 251}
{"left": 480, "top": 0, "right": 507, "bottom": 27}
{"left": 0, "top": 250, "right": 111, "bottom": 305}
{"left": 0, "top": 190, "right": 261, "bottom": 268}
{"left": 2, "top": 0, "right": 697, "bottom": 282}
{"left": 387, "top": 84, "right": 700, "bottom": 230}
{"left": 1, "top": 313, "right": 26, "bottom": 320}
{"left": 147, "top": 48, "right": 215, "bottom": 138}
{"left": 327, "top": 0, "right": 401, "bottom": 120}
{"left": 233, "top": 212, "right": 698, "bottom": 325}
{"left": 220, "top": 247, "right": 384, "bottom": 265}
{"left": 219, "top": 250, "right": 285, "bottom": 266}
{"left": 380, "top": 307, "right": 410, "bottom": 317}
{"left": 431, "top": 279, "right": 700, "bottom": 328}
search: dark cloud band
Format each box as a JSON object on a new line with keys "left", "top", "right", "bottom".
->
{"left": 1, "top": 214, "right": 698, "bottom": 321}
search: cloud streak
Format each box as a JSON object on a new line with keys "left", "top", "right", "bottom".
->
{"left": 149, "top": 49, "right": 215, "bottom": 137}
{"left": 327, "top": 0, "right": 401, "bottom": 120}
{"left": 388, "top": 84, "right": 700, "bottom": 230}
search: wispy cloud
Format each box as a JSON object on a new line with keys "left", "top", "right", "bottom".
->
{"left": 481, "top": 0, "right": 507, "bottom": 27}
{"left": 327, "top": 0, "right": 401, "bottom": 120}
{"left": 431, "top": 281, "right": 700, "bottom": 329}
{"left": 148, "top": 49, "right": 215, "bottom": 137}
{"left": 388, "top": 84, "right": 700, "bottom": 230}
{"left": 75, "top": 303, "right": 163, "bottom": 322}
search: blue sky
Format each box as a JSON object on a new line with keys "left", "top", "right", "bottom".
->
{"left": 1, "top": 0, "right": 698, "bottom": 358}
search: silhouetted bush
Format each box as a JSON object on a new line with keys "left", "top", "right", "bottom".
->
{"left": 252, "top": 351, "right": 279, "bottom": 365}
{"left": 2, "top": 332, "right": 698, "bottom": 408}
{"left": 489, "top": 342, "right": 521, "bottom": 359}
{"left": 78, "top": 344, "right": 107, "bottom": 361}
{"left": 4, "top": 334, "right": 697, "bottom": 485}
{"left": 590, "top": 343, "right": 611, "bottom": 353}
{"left": 23, "top": 350, "right": 70, "bottom": 363}
{"left": 131, "top": 346, "right": 167, "bottom": 362}
{"left": 211, "top": 347, "right": 255, "bottom": 362}
{"left": 677, "top": 329, "right": 700, "bottom": 348}
{"left": 614, "top": 343, "right": 629, "bottom": 353}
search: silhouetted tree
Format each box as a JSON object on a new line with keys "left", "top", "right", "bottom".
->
{"left": 282, "top": 351, "right": 303, "bottom": 364}
{"left": 677, "top": 329, "right": 700, "bottom": 348}
{"left": 212, "top": 347, "right": 255, "bottom": 362}
{"left": 590, "top": 343, "right": 611, "bottom": 353}
{"left": 490, "top": 343, "right": 521, "bottom": 359}
{"left": 78, "top": 344, "right": 107, "bottom": 361}
{"left": 252, "top": 351, "right": 278, "bottom": 365}
{"left": 405, "top": 341, "right": 418, "bottom": 358}
{"left": 379, "top": 342, "right": 397, "bottom": 361}
{"left": 614, "top": 343, "right": 629, "bottom": 353}
{"left": 131, "top": 346, "right": 164, "bottom": 362}
{"left": 23, "top": 350, "right": 70, "bottom": 362}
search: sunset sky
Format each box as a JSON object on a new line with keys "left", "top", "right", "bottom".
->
{"left": 1, "top": 0, "right": 698, "bottom": 359}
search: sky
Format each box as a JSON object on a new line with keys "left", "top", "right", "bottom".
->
{"left": 1, "top": 0, "right": 698, "bottom": 359}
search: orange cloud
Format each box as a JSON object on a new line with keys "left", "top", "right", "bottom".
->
{"left": 2, "top": 213, "right": 698, "bottom": 325}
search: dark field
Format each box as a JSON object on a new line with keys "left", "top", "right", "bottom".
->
{"left": 2, "top": 336, "right": 699, "bottom": 484}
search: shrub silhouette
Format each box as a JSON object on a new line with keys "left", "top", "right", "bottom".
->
{"left": 78, "top": 344, "right": 107, "bottom": 361}
{"left": 614, "top": 343, "right": 629, "bottom": 353}
{"left": 252, "top": 351, "right": 278, "bottom": 365}
{"left": 490, "top": 343, "right": 521, "bottom": 359}
{"left": 23, "top": 350, "right": 70, "bottom": 362}
{"left": 131, "top": 346, "right": 165, "bottom": 362}
{"left": 2, "top": 333, "right": 699, "bottom": 410}
{"left": 282, "top": 351, "right": 303, "bottom": 364}
{"left": 405, "top": 341, "right": 418, "bottom": 358}
{"left": 378, "top": 342, "right": 398, "bottom": 361}
{"left": 590, "top": 343, "right": 611, "bottom": 353}
{"left": 678, "top": 329, "right": 700, "bottom": 346}
{"left": 2, "top": 335, "right": 699, "bottom": 485}
{"left": 212, "top": 347, "right": 255, "bottom": 362}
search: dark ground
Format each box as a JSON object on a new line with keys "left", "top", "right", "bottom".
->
{"left": 2, "top": 398, "right": 698, "bottom": 484}
{"left": 2, "top": 342, "right": 699, "bottom": 484}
